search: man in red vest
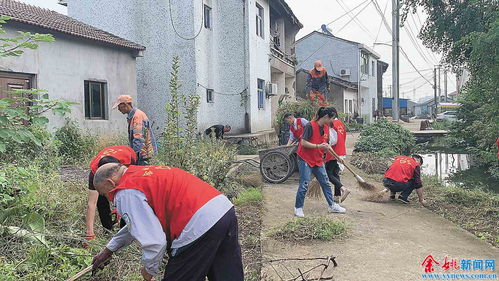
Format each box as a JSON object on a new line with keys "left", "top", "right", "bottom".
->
{"left": 382, "top": 155, "right": 428, "bottom": 206}
{"left": 91, "top": 163, "right": 243, "bottom": 281}
{"left": 324, "top": 108, "right": 350, "bottom": 203}
{"left": 295, "top": 107, "right": 346, "bottom": 217}
{"left": 284, "top": 113, "right": 309, "bottom": 146}
{"left": 84, "top": 145, "right": 137, "bottom": 247}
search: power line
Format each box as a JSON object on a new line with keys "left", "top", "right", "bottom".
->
{"left": 337, "top": 1, "right": 372, "bottom": 34}
{"left": 335, "top": 0, "right": 376, "bottom": 39}
{"left": 197, "top": 83, "right": 247, "bottom": 96}
{"left": 405, "top": 14, "right": 437, "bottom": 65}
{"left": 373, "top": 0, "right": 389, "bottom": 48}
{"left": 402, "top": 22, "right": 434, "bottom": 67}
{"left": 168, "top": 0, "right": 203, "bottom": 40}
{"left": 399, "top": 47, "right": 434, "bottom": 87}
{"left": 409, "top": 12, "right": 440, "bottom": 63}
{"left": 323, "top": 0, "right": 370, "bottom": 27}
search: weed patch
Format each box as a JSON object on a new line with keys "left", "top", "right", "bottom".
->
{"left": 234, "top": 188, "right": 263, "bottom": 205}
{"left": 271, "top": 217, "right": 347, "bottom": 242}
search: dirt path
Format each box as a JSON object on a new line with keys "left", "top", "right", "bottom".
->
{"left": 260, "top": 133, "right": 498, "bottom": 281}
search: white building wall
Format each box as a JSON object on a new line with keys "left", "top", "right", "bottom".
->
{"left": 0, "top": 24, "right": 137, "bottom": 136}
{"left": 359, "top": 54, "right": 378, "bottom": 123}
{"left": 248, "top": 0, "right": 272, "bottom": 132}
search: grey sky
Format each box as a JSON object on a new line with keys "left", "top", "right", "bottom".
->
{"left": 18, "top": 0, "right": 453, "bottom": 101}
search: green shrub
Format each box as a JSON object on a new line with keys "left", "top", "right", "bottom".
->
{"left": 354, "top": 119, "right": 415, "bottom": 155}
{"left": 233, "top": 188, "right": 263, "bottom": 205}
{"left": 157, "top": 56, "right": 236, "bottom": 188}
{"left": 54, "top": 120, "right": 97, "bottom": 165}
{"left": 271, "top": 217, "right": 347, "bottom": 241}
{"left": 350, "top": 152, "right": 392, "bottom": 174}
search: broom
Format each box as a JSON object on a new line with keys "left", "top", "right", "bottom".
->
{"left": 326, "top": 148, "right": 376, "bottom": 190}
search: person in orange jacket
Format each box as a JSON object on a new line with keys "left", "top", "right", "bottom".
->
{"left": 306, "top": 61, "right": 329, "bottom": 107}
{"left": 112, "top": 95, "right": 157, "bottom": 165}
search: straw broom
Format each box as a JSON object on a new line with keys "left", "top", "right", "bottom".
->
{"left": 306, "top": 149, "right": 375, "bottom": 199}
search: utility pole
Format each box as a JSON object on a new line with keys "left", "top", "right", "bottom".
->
{"left": 437, "top": 65, "right": 441, "bottom": 104}
{"left": 433, "top": 67, "right": 438, "bottom": 115}
{"left": 444, "top": 67, "right": 448, "bottom": 102}
{"left": 392, "top": 0, "right": 400, "bottom": 122}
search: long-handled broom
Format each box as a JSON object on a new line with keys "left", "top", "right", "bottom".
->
{"left": 307, "top": 149, "right": 375, "bottom": 198}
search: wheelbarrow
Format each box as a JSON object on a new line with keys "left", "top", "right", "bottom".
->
{"left": 258, "top": 145, "right": 298, "bottom": 184}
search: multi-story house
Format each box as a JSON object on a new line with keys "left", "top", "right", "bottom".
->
{"left": 295, "top": 30, "right": 385, "bottom": 124}
{"left": 65, "top": 0, "right": 301, "bottom": 134}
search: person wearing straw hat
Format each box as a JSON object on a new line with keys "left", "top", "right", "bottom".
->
{"left": 323, "top": 107, "right": 351, "bottom": 203}
{"left": 112, "top": 95, "right": 157, "bottom": 165}
{"left": 294, "top": 107, "right": 346, "bottom": 217}
{"left": 306, "top": 60, "right": 329, "bottom": 107}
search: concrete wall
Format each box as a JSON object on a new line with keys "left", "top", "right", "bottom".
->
{"left": 296, "top": 32, "right": 359, "bottom": 83}
{"left": 195, "top": 0, "right": 247, "bottom": 133}
{"left": 68, "top": 0, "right": 197, "bottom": 132}
{"left": 0, "top": 23, "right": 137, "bottom": 136}
{"left": 247, "top": 0, "right": 272, "bottom": 132}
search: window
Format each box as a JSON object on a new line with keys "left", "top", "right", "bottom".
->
{"left": 84, "top": 81, "right": 107, "bottom": 119}
{"left": 349, "top": 100, "right": 353, "bottom": 113}
{"left": 344, "top": 99, "right": 348, "bottom": 113}
{"left": 206, "top": 88, "right": 214, "bottom": 103}
{"left": 204, "top": 5, "right": 212, "bottom": 29}
{"left": 257, "top": 79, "right": 265, "bottom": 109}
{"left": 256, "top": 3, "right": 264, "bottom": 38}
{"left": 361, "top": 52, "right": 369, "bottom": 75}
{"left": 372, "top": 61, "right": 375, "bottom": 77}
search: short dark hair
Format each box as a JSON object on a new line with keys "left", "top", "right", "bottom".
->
{"left": 412, "top": 154, "right": 423, "bottom": 165}
{"left": 315, "top": 107, "right": 337, "bottom": 120}
{"left": 98, "top": 156, "right": 120, "bottom": 168}
{"left": 283, "top": 113, "right": 294, "bottom": 119}
{"left": 225, "top": 125, "right": 231, "bottom": 129}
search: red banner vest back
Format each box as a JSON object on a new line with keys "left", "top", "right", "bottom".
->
{"left": 324, "top": 119, "right": 347, "bottom": 162}
{"left": 109, "top": 165, "right": 221, "bottom": 242}
{"left": 297, "top": 121, "right": 329, "bottom": 167}
{"left": 89, "top": 145, "right": 137, "bottom": 174}
{"left": 384, "top": 156, "right": 419, "bottom": 183}
{"left": 290, "top": 118, "right": 305, "bottom": 141}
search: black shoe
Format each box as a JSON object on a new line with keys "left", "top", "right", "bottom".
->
{"left": 398, "top": 196, "right": 410, "bottom": 204}
{"left": 390, "top": 192, "right": 396, "bottom": 200}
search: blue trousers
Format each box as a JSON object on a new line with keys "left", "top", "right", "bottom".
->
{"left": 295, "top": 156, "right": 334, "bottom": 208}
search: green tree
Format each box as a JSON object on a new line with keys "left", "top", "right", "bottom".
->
{"left": 0, "top": 17, "right": 75, "bottom": 154}
{"left": 402, "top": 1, "right": 499, "bottom": 173}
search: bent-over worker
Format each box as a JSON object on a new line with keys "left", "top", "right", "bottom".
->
{"left": 205, "top": 124, "right": 231, "bottom": 139}
{"left": 91, "top": 163, "right": 244, "bottom": 281}
{"left": 284, "top": 113, "right": 309, "bottom": 146}
{"left": 381, "top": 155, "right": 428, "bottom": 206}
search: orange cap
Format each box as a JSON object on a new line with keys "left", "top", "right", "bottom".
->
{"left": 313, "top": 60, "right": 325, "bottom": 72}
{"left": 112, "top": 95, "right": 133, "bottom": 109}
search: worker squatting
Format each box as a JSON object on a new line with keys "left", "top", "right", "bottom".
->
{"left": 83, "top": 94, "right": 429, "bottom": 281}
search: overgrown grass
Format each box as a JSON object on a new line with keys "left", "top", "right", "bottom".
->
{"left": 271, "top": 217, "right": 347, "bottom": 242}
{"left": 233, "top": 188, "right": 263, "bottom": 205}
{"left": 422, "top": 176, "right": 499, "bottom": 247}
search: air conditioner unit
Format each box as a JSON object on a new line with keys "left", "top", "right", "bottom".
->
{"left": 340, "top": 69, "right": 351, "bottom": 77}
{"left": 266, "top": 83, "right": 278, "bottom": 97}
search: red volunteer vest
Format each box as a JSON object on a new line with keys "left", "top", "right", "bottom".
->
{"left": 384, "top": 156, "right": 419, "bottom": 183}
{"left": 290, "top": 118, "right": 305, "bottom": 140}
{"left": 297, "top": 120, "right": 329, "bottom": 167}
{"left": 89, "top": 145, "right": 137, "bottom": 174}
{"left": 324, "top": 119, "right": 347, "bottom": 162}
{"left": 108, "top": 165, "right": 221, "bottom": 242}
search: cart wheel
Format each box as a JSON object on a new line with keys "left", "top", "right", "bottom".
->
{"left": 260, "top": 151, "right": 293, "bottom": 184}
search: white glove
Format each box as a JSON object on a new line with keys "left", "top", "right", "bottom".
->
{"left": 338, "top": 156, "right": 346, "bottom": 171}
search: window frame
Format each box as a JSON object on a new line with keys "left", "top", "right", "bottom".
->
{"left": 257, "top": 79, "right": 265, "bottom": 109}
{"left": 256, "top": 3, "right": 264, "bottom": 38}
{"left": 371, "top": 61, "right": 376, "bottom": 77}
{"left": 206, "top": 88, "right": 214, "bottom": 103}
{"left": 204, "top": 4, "right": 212, "bottom": 29}
{"left": 361, "top": 52, "right": 369, "bottom": 75}
{"left": 84, "top": 80, "right": 107, "bottom": 120}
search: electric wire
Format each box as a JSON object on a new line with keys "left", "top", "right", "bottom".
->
{"left": 169, "top": 0, "right": 204, "bottom": 40}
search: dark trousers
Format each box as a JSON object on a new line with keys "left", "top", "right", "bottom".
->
{"left": 383, "top": 178, "right": 419, "bottom": 199}
{"left": 96, "top": 195, "right": 125, "bottom": 230}
{"left": 325, "top": 160, "right": 343, "bottom": 196}
{"left": 162, "top": 207, "right": 244, "bottom": 281}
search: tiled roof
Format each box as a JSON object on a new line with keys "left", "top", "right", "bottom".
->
{"left": 0, "top": 0, "right": 145, "bottom": 51}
